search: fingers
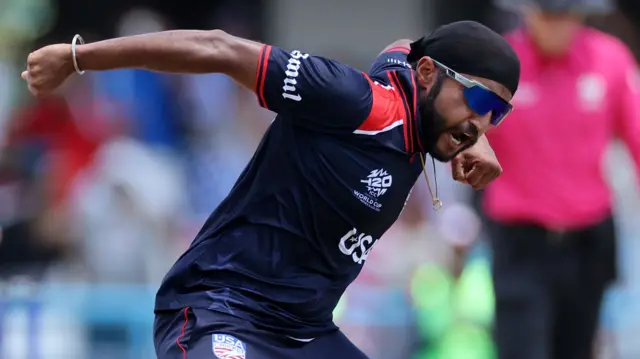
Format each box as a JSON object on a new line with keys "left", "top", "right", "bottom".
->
{"left": 22, "top": 70, "right": 40, "bottom": 97}
{"left": 21, "top": 70, "right": 38, "bottom": 97}
{"left": 23, "top": 53, "right": 37, "bottom": 95}
{"left": 23, "top": 50, "right": 49, "bottom": 97}
{"left": 22, "top": 67, "right": 46, "bottom": 98}
{"left": 451, "top": 156, "right": 468, "bottom": 184}
{"left": 25, "top": 51, "right": 37, "bottom": 79}
{"left": 464, "top": 166, "right": 489, "bottom": 189}
{"left": 465, "top": 164, "right": 502, "bottom": 190}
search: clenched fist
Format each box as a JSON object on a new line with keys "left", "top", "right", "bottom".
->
{"left": 451, "top": 135, "right": 502, "bottom": 190}
{"left": 21, "top": 44, "right": 75, "bottom": 97}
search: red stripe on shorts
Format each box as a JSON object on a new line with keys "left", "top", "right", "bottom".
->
{"left": 176, "top": 307, "right": 190, "bottom": 359}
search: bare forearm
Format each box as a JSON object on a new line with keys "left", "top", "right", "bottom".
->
{"left": 75, "top": 30, "right": 229, "bottom": 73}
{"left": 24, "top": 29, "right": 261, "bottom": 96}
{"left": 71, "top": 29, "right": 262, "bottom": 90}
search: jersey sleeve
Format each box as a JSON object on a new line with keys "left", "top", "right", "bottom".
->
{"left": 254, "top": 45, "right": 373, "bottom": 133}
{"left": 369, "top": 47, "right": 412, "bottom": 76}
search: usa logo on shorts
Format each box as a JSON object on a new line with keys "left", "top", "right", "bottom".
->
{"left": 212, "top": 334, "right": 246, "bottom": 359}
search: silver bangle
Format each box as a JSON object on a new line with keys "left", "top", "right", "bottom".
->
{"left": 72, "top": 34, "right": 85, "bottom": 75}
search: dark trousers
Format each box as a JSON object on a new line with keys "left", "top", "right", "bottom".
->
{"left": 154, "top": 307, "right": 369, "bottom": 359}
{"left": 488, "top": 217, "right": 617, "bottom": 359}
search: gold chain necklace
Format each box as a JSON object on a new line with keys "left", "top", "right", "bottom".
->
{"left": 419, "top": 153, "right": 443, "bottom": 211}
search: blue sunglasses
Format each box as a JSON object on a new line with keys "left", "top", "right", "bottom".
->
{"left": 432, "top": 59, "right": 513, "bottom": 126}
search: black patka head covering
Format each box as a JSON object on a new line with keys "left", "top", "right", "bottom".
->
{"left": 408, "top": 21, "right": 521, "bottom": 95}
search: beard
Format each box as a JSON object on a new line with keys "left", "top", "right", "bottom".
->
{"left": 419, "top": 73, "right": 450, "bottom": 162}
{"left": 418, "top": 74, "right": 477, "bottom": 162}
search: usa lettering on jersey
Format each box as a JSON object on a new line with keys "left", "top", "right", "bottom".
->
{"left": 281, "top": 50, "right": 310, "bottom": 102}
{"left": 338, "top": 228, "right": 380, "bottom": 265}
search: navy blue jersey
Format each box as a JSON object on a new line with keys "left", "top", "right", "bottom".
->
{"left": 155, "top": 45, "right": 425, "bottom": 338}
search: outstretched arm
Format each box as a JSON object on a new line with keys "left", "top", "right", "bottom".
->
{"left": 23, "top": 30, "right": 374, "bottom": 132}
{"left": 23, "top": 30, "right": 262, "bottom": 95}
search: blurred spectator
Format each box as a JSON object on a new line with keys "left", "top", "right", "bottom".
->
{"left": 483, "top": 1, "right": 639, "bottom": 359}
{"left": 0, "top": 147, "right": 67, "bottom": 280}
{"left": 410, "top": 203, "right": 495, "bottom": 359}
{"left": 0, "top": 59, "right": 127, "bottom": 282}
{"left": 92, "top": 8, "right": 186, "bottom": 152}
{"left": 0, "top": 71, "right": 114, "bottom": 280}
{"left": 70, "top": 137, "right": 187, "bottom": 284}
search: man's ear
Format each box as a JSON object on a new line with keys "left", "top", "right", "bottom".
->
{"left": 416, "top": 56, "right": 436, "bottom": 90}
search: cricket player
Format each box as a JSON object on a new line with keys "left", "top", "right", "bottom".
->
{"left": 22, "top": 20, "right": 519, "bottom": 359}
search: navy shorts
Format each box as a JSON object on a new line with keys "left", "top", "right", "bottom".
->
{"left": 153, "top": 307, "right": 369, "bottom": 359}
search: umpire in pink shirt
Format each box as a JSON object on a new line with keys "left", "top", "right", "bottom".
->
{"left": 485, "top": 0, "right": 640, "bottom": 358}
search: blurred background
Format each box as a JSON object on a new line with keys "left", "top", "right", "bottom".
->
{"left": 1, "top": 0, "right": 640, "bottom": 358}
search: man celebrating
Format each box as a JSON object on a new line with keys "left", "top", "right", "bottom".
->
{"left": 22, "top": 21, "right": 519, "bottom": 359}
